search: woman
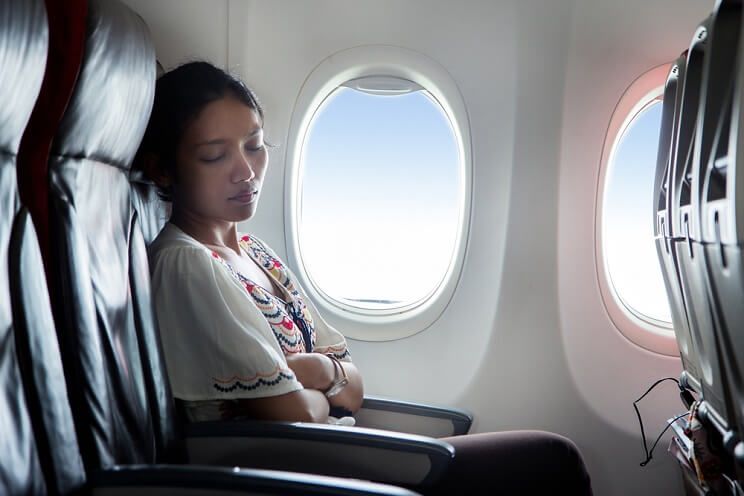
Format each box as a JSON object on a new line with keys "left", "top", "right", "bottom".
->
{"left": 137, "top": 61, "right": 592, "bottom": 495}
{"left": 140, "top": 62, "right": 361, "bottom": 424}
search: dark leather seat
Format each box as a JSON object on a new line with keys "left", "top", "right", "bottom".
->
{"left": 0, "top": 1, "right": 55, "bottom": 494}
{"left": 16, "top": 0, "right": 88, "bottom": 269}
{"left": 129, "top": 169, "right": 169, "bottom": 246}
{"left": 43, "top": 0, "right": 168, "bottom": 471}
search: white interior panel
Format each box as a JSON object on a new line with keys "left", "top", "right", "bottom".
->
{"left": 124, "top": 0, "right": 228, "bottom": 68}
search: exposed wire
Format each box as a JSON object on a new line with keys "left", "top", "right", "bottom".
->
{"left": 633, "top": 377, "right": 684, "bottom": 466}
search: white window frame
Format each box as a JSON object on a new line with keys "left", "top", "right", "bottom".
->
{"left": 284, "top": 45, "right": 472, "bottom": 341}
{"left": 595, "top": 62, "right": 679, "bottom": 356}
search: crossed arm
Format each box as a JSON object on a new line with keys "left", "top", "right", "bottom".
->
{"left": 225, "top": 353, "right": 364, "bottom": 423}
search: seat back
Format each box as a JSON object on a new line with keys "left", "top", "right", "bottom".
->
{"left": 16, "top": 0, "right": 87, "bottom": 269}
{"left": 669, "top": 16, "right": 733, "bottom": 428}
{"left": 129, "top": 59, "right": 170, "bottom": 246}
{"left": 45, "top": 0, "right": 179, "bottom": 472}
{"left": 9, "top": 211, "right": 88, "bottom": 496}
{"left": 691, "top": 0, "right": 742, "bottom": 434}
{"left": 655, "top": 56, "right": 703, "bottom": 392}
{"left": 129, "top": 169, "right": 169, "bottom": 246}
{"left": 699, "top": 0, "right": 744, "bottom": 453}
{"left": 13, "top": 1, "right": 117, "bottom": 494}
{"left": 0, "top": 1, "right": 51, "bottom": 494}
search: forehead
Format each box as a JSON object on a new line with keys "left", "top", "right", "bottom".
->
{"left": 181, "top": 96, "right": 261, "bottom": 143}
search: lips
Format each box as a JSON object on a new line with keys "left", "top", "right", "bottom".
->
{"left": 230, "top": 190, "right": 258, "bottom": 203}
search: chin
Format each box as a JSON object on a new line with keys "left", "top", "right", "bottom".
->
{"left": 227, "top": 204, "right": 257, "bottom": 223}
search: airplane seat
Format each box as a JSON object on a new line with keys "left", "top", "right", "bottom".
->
{"left": 669, "top": 15, "right": 732, "bottom": 436}
{"left": 0, "top": 0, "right": 53, "bottom": 494}
{"left": 654, "top": 55, "right": 703, "bottom": 396}
{"left": 41, "top": 0, "right": 447, "bottom": 491}
{"left": 699, "top": 0, "right": 744, "bottom": 476}
{"left": 660, "top": 4, "right": 744, "bottom": 493}
{"left": 16, "top": 0, "right": 88, "bottom": 270}
{"left": 9, "top": 1, "right": 92, "bottom": 495}
{"left": 129, "top": 59, "right": 170, "bottom": 247}
{"left": 687, "top": 0, "right": 742, "bottom": 441}
{"left": 44, "top": 0, "right": 170, "bottom": 470}
{"left": 130, "top": 170, "right": 169, "bottom": 245}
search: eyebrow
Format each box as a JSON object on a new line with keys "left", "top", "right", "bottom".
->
{"left": 193, "top": 128, "right": 262, "bottom": 147}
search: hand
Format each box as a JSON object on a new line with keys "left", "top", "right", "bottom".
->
{"left": 286, "top": 353, "right": 364, "bottom": 415}
{"left": 285, "top": 353, "right": 335, "bottom": 391}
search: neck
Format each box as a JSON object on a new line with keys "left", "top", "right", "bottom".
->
{"left": 170, "top": 207, "right": 240, "bottom": 254}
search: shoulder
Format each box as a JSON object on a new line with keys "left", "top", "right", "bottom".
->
{"left": 148, "top": 224, "right": 223, "bottom": 282}
{"left": 149, "top": 223, "right": 212, "bottom": 262}
{"left": 148, "top": 227, "right": 248, "bottom": 307}
{"left": 150, "top": 222, "right": 203, "bottom": 253}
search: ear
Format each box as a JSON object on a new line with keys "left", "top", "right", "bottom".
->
{"left": 141, "top": 152, "right": 172, "bottom": 188}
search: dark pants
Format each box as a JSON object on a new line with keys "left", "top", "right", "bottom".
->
{"left": 422, "top": 430, "right": 593, "bottom": 495}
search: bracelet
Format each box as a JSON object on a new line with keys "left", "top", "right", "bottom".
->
{"left": 324, "top": 353, "right": 349, "bottom": 398}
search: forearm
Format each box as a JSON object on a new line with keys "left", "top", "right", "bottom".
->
{"left": 327, "top": 361, "right": 363, "bottom": 413}
{"left": 231, "top": 389, "right": 330, "bottom": 423}
{"left": 285, "top": 353, "right": 364, "bottom": 414}
{"left": 286, "top": 389, "right": 330, "bottom": 423}
{"left": 285, "top": 353, "right": 335, "bottom": 390}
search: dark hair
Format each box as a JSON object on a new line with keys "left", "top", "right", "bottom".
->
{"left": 134, "top": 61, "right": 265, "bottom": 201}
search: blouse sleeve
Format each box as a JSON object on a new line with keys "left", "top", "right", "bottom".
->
{"left": 149, "top": 245, "right": 304, "bottom": 401}
{"left": 303, "top": 293, "right": 352, "bottom": 361}
{"left": 251, "top": 237, "right": 352, "bottom": 362}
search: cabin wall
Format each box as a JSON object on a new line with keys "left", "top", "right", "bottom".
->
{"left": 129, "top": 0, "right": 229, "bottom": 68}
{"left": 121, "top": 0, "right": 713, "bottom": 494}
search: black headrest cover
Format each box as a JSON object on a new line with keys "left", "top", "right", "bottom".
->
{"left": 52, "top": 0, "right": 155, "bottom": 169}
{"left": 0, "top": 0, "right": 48, "bottom": 154}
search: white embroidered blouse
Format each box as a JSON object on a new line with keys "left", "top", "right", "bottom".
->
{"left": 148, "top": 223, "right": 350, "bottom": 421}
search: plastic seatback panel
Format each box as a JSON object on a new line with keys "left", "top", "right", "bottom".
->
{"left": 655, "top": 57, "right": 703, "bottom": 389}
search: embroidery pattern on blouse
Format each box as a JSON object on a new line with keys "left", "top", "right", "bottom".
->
{"left": 209, "top": 234, "right": 317, "bottom": 355}
{"left": 212, "top": 367, "right": 296, "bottom": 393}
{"left": 315, "top": 343, "right": 351, "bottom": 361}
{"left": 244, "top": 235, "right": 351, "bottom": 360}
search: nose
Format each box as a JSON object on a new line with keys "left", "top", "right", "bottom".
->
{"left": 233, "top": 147, "right": 256, "bottom": 183}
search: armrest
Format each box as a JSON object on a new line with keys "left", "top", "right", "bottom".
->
{"left": 354, "top": 396, "right": 473, "bottom": 437}
{"left": 183, "top": 420, "right": 455, "bottom": 487}
{"left": 90, "top": 464, "right": 420, "bottom": 496}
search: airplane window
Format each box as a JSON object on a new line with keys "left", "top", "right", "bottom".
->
{"left": 298, "top": 78, "right": 463, "bottom": 311}
{"left": 602, "top": 99, "right": 673, "bottom": 326}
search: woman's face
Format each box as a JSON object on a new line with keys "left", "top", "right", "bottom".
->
{"left": 171, "top": 95, "right": 267, "bottom": 223}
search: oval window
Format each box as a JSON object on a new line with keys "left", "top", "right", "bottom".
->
{"left": 602, "top": 99, "right": 673, "bottom": 326}
{"left": 297, "top": 77, "right": 463, "bottom": 311}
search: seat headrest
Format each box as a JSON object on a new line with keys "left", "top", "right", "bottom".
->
{"left": 52, "top": 0, "right": 155, "bottom": 170}
{"left": 0, "top": 0, "right": 48, "bottom": 153}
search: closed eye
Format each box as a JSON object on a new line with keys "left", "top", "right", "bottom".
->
{"left": 245, "top": 142, "right": 265, "bottom": 153}
{"left": 200, "top": 154, "right": 225, "bottom": 163}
